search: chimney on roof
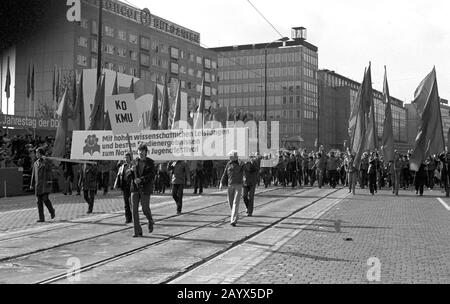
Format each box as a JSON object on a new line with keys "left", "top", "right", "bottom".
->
{"left": 291, "top": 27, "right": 307, "bottom": 41}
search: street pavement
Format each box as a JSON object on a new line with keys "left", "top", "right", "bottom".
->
{"left": 0, "top": 185, "right": 448, "bottom": 284}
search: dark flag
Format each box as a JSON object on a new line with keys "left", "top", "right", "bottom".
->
{"left": 172, "top": 80, "right": 182, "bottom": 129}
{"left": 351, "top": 63, "right": 376, "bottom": 168}
{"left": 72, "top": 70, "right": 85, "bottom": 130}
{"left": 52, "top": 88, "right": 69, "bottom": 158}
{"left": 194, "top": 78, "right": 205, "bottom": 130}
{"left": 5, "top": 56, "right": 11, "bottom": 99}
{"left": 150, "top": 84, "right": 159, "bottom": 130}
{"left": 410, "top": 67, "right": 444, "bottom": 171}
{"left": 381, "top": 66, "right": 394, "bottom": 162}
{"left": 88, "top": 74, "right": 106, "bottom": 130}
{"left": 160, "top": 75, "right": 170, "bottom": 130}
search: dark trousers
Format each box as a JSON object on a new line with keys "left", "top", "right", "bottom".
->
{"left": 427, "top": 170, "right": 435, "bottom": 189}
{"left": 194, "top": 177, "right": 203, "bottom": 194}
{"left": 83, "top": 190, "right": 95, "bottom": 211}
{"left": 289, "top": 171, "right": 297, "bottom": 187}
{"left": 123, "top": 189, "right": 132, "bottom": 222}
{"left": 64, "top": 175, "right": 73, "bottom": 195}
{"left": 369, "top": 173, "right": 377, "bottom": 194}
{"left": 172, "top": 184, "right": 184, "bottom": 213}
{"left": 243, "top": 184, "right": 256, "bottom": 215}
{"left": 36, "top": 193, "right": 55, "bottom": 221}
{"left": 98, "top": 171, "right": 109, "bottom": 193}
{"left": 415, "top": 179, "right": 424, "bottom": 196}
{"left": 131, "top": 191, "right": 153, "bottom": 235}
{"left": 328, "top": 170, "right": 338, "bottom": 188}
{"left": 360, "top": 170, "right": 368, "bottom": 188}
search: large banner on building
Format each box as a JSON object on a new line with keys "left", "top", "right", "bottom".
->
{"left": 71, "top": 128, "right": 249, "bottom": 161}
{"left": 0, "top": 114, "right": 59, "bottom": 130}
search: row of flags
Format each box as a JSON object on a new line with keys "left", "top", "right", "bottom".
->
{"left": 349, "top": 64, "right": 444, "bottom": 171}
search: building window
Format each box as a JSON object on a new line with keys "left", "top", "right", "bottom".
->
{"left": 91, "top": 39, "right": 98, "bottom": 53}
{"left": 204, "top": 58, "right": 211, "bottom": 69}
{"left": 188, "top": 68, "right": 194, "bottom": 76}
{"left": 117, "top": 47, "right": 127, "bottom": 57}
{"left": 204, "top": 72, "right": 211, "bottom": 82}
{"left": 180, "top": 65, "right": 186, "bottom": 74}
{"left": 105, "top": 62, "right": 114, "bottom": 70}
{"left": 181, "top": 81, "right": 186, "bottom": 89}
{"left": 196, "top": 56, "right": 202, "bottom": 65}
{"left": 118, "top": 30, "right": 127, "bottom": 41}
{"left": 140, "top": 54, "right": 150, "bottom": 66}
{"left": 129, "top": 33, "right": 138, "bottom": 44}
{"left": 141, "top": 70, "right": 151, "bottom": 80}
{"left": 80, "top": 19, "right": 89, "bottom": 29}
{"left": 78, "top": 36, "right": 88, "bottom": 48}
{"left": 180, "top": 50, "right": 185, "bottom": 59}
{"left": 118, "top": 64, "right": 126, "bottom": 74}
{"left": 160, "top": 44, "right": 168, "bottom": 54}
{"left": 77, "top": 55, "right": 88, "bottom": 67}
{"left": 205, "top": 86, "right": 211, "bottom": 97}
{"left": 197, "top": 70, "right": 203, "bottom": 79}
{"left": 104, "top": 44, "right": 114, "bottom": 54}
{"left": 105, "top": 25, "right": 114, "bottom": 37}
{"left": 212, "top": 61, "right": 217, "bottom": 69}
{"left": 130, "top": 67, "right": 138, "bottom": 77}
{"left": 170, "top": 47, "right": 179, "bottom": 59}
{"left": 91, "top": 57, "right": 97, "bottom": 68}
{"left": 91, "top": 20, "right": 98, "bottom": 35}
{"left": 140, "top": 37, "right": 151, "bottom": 50}
{"left": 130, "top": 50, "right": 138, "bottom": 61}
{"left": 171, "top": 62, "right": 179, "bottom": 74}
{"left": 161, "top": 60, "right": 169, "bottom": 69}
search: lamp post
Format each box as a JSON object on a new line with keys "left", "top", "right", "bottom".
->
{"left": 264, "top": 37, "right": 289, "bottom": 122}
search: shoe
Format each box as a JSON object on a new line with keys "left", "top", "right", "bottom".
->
{"left": 63, "top": 193, "right": 67, "bottom": 195}
{"left": 37, "top": 219, "right": 45, "bottom": 223}
{"left": 133, "top": 233, "right": 143, "bottom": 238}
{"left": 247, "top": 214, "right": 253, "bottom": 217}
{"left": 231, "top": 223, "right": 236, "bottom": 227}
{"left": 51, "top": 212, "right": 56, "bottom": 219}
{"left": 87, "top": 208, "right": 93, "bottom": 214}
{"left": 125, "top": 220, "right": 132, "bottom": 224}
{"left": 148, "top": 222, "right": 154, "bottom": 233}
{"left": 177, "top": 211, "right": 182, "bottom": 215}
{"left": 76, "top": 193, "right": 81, "bottom": 196}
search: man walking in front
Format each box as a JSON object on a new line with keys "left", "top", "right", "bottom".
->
{"left": 131, "top": 144, "right": 156, "bottom": 237}
{"left": 169, "top": 160, "right": 189, "bottom": 215}
{"left": 30, "top": 147, "right": 55, "bottom": 222}
{"left": 220, "top": 151, "right": 244, "bottom": 227}
{"left": 243, "top": 156, "right": 258, "bottom": 217}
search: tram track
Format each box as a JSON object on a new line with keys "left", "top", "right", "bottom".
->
{"left": 0, "top": 187, "right": 280, "bottom": 263}
{"left": 35, "top": 187, "right": 344, "bottom": 284}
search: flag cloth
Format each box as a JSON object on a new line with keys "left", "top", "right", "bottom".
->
{"left": 194, "top": 78, "right": 205, "bottom": 130}
{"left": 52, "top": 88, "right": 69, "bottom": 158}
{"left": 129, "top": 78, "right": 134, "bottom": 94}
{"left": 56, "top": 67, "right": 60, "bottom": 106}
{"left": 88, "top": 74, "right": 106, "bottom": 130}
{"left": 410, "top": 67, "right": 444, "bottom": 171}
{"left": 5, "top": 56, "right": 11, "bottom": 99}
{"left": 351, "top": 63, "right": 376, "bottom": 168}
{"left": 172, "top": 80, "right": 181, "bottom": 129}
{"left": 160, "top": 76, "right": 170, "bottom": 130}
{"left": 72, "top": 70, "right": 85, "bottom": 130}
{"left": 150, "top": 84, "right": 159, "bottom": 130}
{"left": 381, "top": 67, "right": 394, "bottom": 162}
{"left": 104, "top": 72, "right": 118, "bottom": 131}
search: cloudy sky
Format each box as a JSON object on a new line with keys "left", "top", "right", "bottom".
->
{"left": 128, "top": 0, "right": 449, "bottom": 102}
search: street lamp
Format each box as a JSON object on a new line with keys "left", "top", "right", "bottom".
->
{"left": 264, "top": 37, "right": 289, "bottom": 122}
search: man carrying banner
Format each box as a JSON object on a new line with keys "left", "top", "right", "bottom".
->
{"left": 30, "top": 148, "right": 56, "bottom": 222}
{"left": 131, "top": 144, "right": 156, "bottom": 237}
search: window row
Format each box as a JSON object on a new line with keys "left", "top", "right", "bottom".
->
{"left": 218, "top": 51, "right": 307, "bottom": 67}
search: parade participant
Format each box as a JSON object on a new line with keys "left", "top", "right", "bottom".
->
{"left": 243, "top": 156, "right": 258, "bottom": 216}
{"left": 130, "top": 144, "right": 156, "bottom": 237}
{"left": 425, "top": 156, "right": 436, "bottom": 190}
{"left": 295, "top": 151, "right": 303, "bottom": 187}
{"left": 414, "top": 162, "right": 427, "bottom": 196}
{"left": 401, "top": 155, "right": 410, "bottom": 190}
{"left": 368, "top": 152, "right": 378, "bottom": 195}
{"left": 302, "top": 151, "right": 309, "bottom": 186}
{"left": 344, "top": 153, "right": 357, "bottom": 195}
{"left": 80, "top": 163, "right": 98, "bottom": 214}
{"left": 30, "top": 147, "right": 55, "bottom": 223}
{"left": 359, "top": 153, "right": 369, "bottom": 189}
{"left": 97, "top": 160, "right": 111, "bottom": 195}
{"left": 193, "top": 161, "right": 204, "bottom": 195}
{"left": 327, "top": 151, "right": 339, "bottom": 188}
{"left": 62, "top": 155, "right": 74, "bottom": 195}
{"left": 307, "top": 155, "right": 315, "bottom": 186}
{"left": 439, "top": 152, "right": 450, "bottom": 197}
{"left": 169, "top": 160, "right": 189, "bottom": 215}
{"left": 287, "top": 154, "right": 298, "bottom": 188}
{"left": 219, "top": 150, "right": 244, "bottom": 227}
{"left": 114, "top": 153, "right": 133, "bottom": 223}
{"left": 392, "top": 151, "right": 402, "bottom": 196}
{"left": 314, "top": 152, "right": 327, "bottom": 189}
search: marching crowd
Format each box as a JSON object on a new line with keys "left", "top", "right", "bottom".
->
{"left": 26, "top": 140, "right": 450, "bottom": 237}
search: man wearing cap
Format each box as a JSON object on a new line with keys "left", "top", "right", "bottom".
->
{"left": 220, "top": 151, "right": 244, "bottom": 226}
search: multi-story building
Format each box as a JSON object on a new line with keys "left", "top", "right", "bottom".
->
{"left": 211, "top": 27, "right": 319, "bottom": 149}
{"left": 318, "top": 69, "right": 409, "bottom": 152}
{"left": 0, "top": 0, "right": 218, "bottom": 119}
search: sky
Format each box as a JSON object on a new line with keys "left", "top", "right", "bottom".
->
{"left": 126, "top": 0, "right": 449, "bottom": 103}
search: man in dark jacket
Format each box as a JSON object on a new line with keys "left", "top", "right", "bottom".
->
{"left": 220, "top": 151, "right": 244, "bottom": 227}
{"left": 243, "top": 157, "right": 258, "bottom": 216}
{"left": 193, "top": 161, "right": 204, "bottom": 195}
{"left": 131, "top": 144, "right": 156, "bottom": 237}
{"left": 80, "top": 163, "right": 98, "bottom": 214}
{"left": 114, "top": 153, "right": 133, "bottom": 223}
{"left": 30, "top": 147, "right": 55, "bottom": 222}
{"left": 169, "top": 160, "right": 189, "bottom": 215}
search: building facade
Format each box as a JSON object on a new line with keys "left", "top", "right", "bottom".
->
{"left": 318, "top": 69, "right": 409, "bottom": 152}
{"left": 0, "top": 0, "right": 218, "bottom": 119}
{"left": 211, "top": 30, "right": 319, "bottom": 149}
